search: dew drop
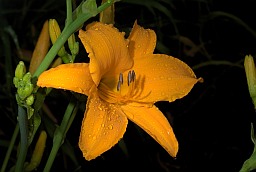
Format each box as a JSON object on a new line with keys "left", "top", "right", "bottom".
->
{"left": 167, "top": 130, "right": 170, "bottom": 135}
{"left": 108, "top": 125, "right": 113, "bottom": 130}
{"left": 98, "top": 106, "right": 103, "bottom": 111}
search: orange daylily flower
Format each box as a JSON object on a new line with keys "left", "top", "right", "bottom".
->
{"left": 37, "top": 21, "right": 201, "bottom": 160}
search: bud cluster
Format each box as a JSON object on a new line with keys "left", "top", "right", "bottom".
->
{"left": 13, "top": 61, "right": 35, "bottom": 118}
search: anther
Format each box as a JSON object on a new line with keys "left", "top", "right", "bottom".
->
{"left": 131, "top": 70, "right": 136, "bottom": 82}
{"left": 127, "top": 71, "right": 132, "bottom": 86}
{"left": 119, "top": 73, "right": 123, "bottom": 84}
{"left": 117, "top": 73, "right": 123, "bottom": 91}
{"left": 117, "top": 81, "right": 121, "bottom": 91}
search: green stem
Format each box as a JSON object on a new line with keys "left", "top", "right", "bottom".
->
{"left": 43, "top": 96, "right": 78, "bottom": 172}
{"left": 0, "top": 124, "right": 19, "bottom": 172}
{"left": 66, "top": 0, "right": 73, "bottom": 25}
{"left": 33, "top": 0, "right": 115, "bottom": 79}
{"left": 15, "top": 105, "right": 28, "bottom": 172}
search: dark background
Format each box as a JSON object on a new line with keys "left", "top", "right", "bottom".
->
{"left": 1, "top": 0, "right": 256, "bottom": 171}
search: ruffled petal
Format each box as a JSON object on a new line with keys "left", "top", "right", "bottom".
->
{"left": 79, "top": 22, "right": 133, "bottom": 86}
{"left": 37, "top": 63, "right": 94, "bottom": 95}
{"left": 121, "top": 104, "right": 178, "bottom": 157}
{"left": 132, "top": 54, "right": 201, "bottom": 103}
{"left": 128, "top": 21, "right": 156, "bottom": 59}
{"left": 79, "top": 87, "right": 128, "bottom": 160}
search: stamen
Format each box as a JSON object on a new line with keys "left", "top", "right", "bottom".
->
{"left": 117, "top": 81, "right": 121, "bottom": 91}
{"left": 119, "top": 73, "right": 123, "bottom": 84}
{"left": 128, "top": 71, "right": 132, "bottom": 86}
{"left": 117, "top": 73, "right": 123, "bottom": 91}
{"left": 131, "top": 70, "right": 136, "bottom": 82}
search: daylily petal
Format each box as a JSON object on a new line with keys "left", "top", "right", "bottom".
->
{"left": 128, "top": 21, "right": 156, "bottom": 59}
{"left": 37, "top": 63, "right": 94, "bottom": 95}
{"left": 79, "top": 87, "right": 128, "bottom": 160}
{"left": 121, "top": 104, "right": 178, "bottom": 157}
{"left": 132, "top": 54, "right": 201, "bottom": 103}
{"left": 79, "top": 22, "right": 133, "bottom": 86}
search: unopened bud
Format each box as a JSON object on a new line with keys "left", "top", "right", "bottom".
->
{"left": 68, "top": 34, "right": 79, "bottom": 56}
{"left": 13, "top": 77, "right": 19, "bottom": 88}
{"left": 99, "top": 0, "right": 115, "bottom": 24}
{"left": 15, "top": 61, "right": 26, "bottom": 80}
{"left": 26, "top": 94, "right": 34, "bottom": 106}
{"left": 22, "top": 72, "right": 32, "bottom": 83}
{"left": 18, "top": 83, "right": 34, "bottom": 100}
{"left": 49, "top": 19, "right": 67, "bottom": 57}
{"left": 244, "top": 55, "right": 256, "bottom": 108}
{"left": 25, "top": 130, "right": 47, "bottom": 171}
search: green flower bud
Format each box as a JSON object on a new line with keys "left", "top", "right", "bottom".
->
{"left": 23, "top": 72, "right": 32, "bottom": 83}
{"left": 49, "top": 19, "right": 67, "bottom": 57}
{"left": 15, "top": 61, "right": 26, "bottom": 79}
{"left": 18, "top": 83, "right": 34, "bottom": 100}
{"left": 72, "top": 42, "right": 79, "bottom": 56}
{"left": 24, "top": 83, "right": 34, "bottom": 97}
{"left": 26, "top": 94, "right": 34, "bottom": 106}
{"left": 68, "top": 34, "right": 79, "bottom": 56}
{"left": 61, "top": 53, "right": 73, "bottom": 64}
{"left": 244, "top": 55, "right": 256, "bottom": 108}
{"left": 13, "top": 77, "right": 19, "bottom": 88}
{"left": 17, "top": 87, "right": 26, "bottom": 100}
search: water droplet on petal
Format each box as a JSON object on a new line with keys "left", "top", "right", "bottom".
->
{"left": 108, "top": 125, "right": 113, "bottom": 130}
{"left": 98, "top": 106, "right": 103, "bottom": 111}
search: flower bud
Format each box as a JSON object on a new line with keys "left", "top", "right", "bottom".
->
{"left": 100, "top": 0, "right": 115, "bottom": 24}
{"left": 25, "top": 130, "right": 47, "bottom": 171}
{"left": 15, "top": 61, "right": 26, "bottom": 80}
{"left": 22, "top": 72, "right": 32, "bottom": 83}
{"left": 26, "top": 94, "right": 34, "bottom": 106}
{"left": 18, "top": 83, "right": 34, "bottom": 100}
{"left": 29, "top": 20, "right": 50, "bottom": 75}
{"left": 13, "top": 77, "right": 19, "bottom": 88}
{"left": 17, "top": 87, "right": 26, "bottom": 100}
{"left": 49, "top": 19, "right": 67, "bottom": 57}
{"left": 244, "top": 55, "right": 256, "bottom": 108}
{"left": 68, "top": 34, "right": 79, "bottom": 56}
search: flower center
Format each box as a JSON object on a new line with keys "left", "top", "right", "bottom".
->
{"left": 98, "top": 70, "right": 137, "bottom": 104}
